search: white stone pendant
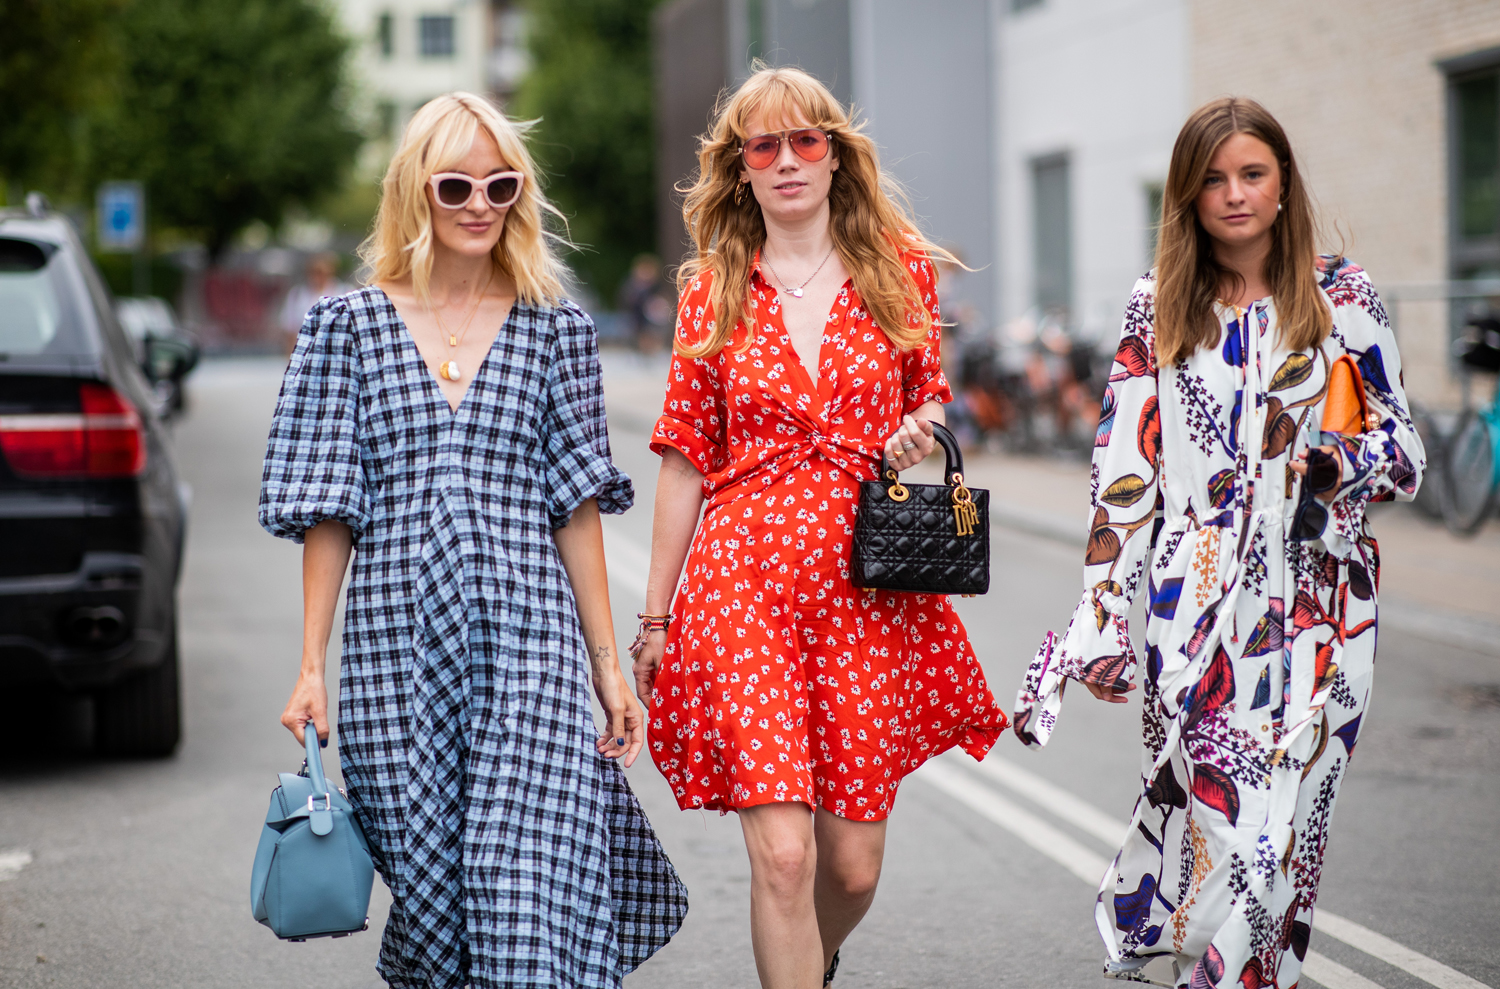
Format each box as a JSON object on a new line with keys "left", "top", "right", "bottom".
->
{"left": 439, "top": 360, "right": 461, "bottom": 381}
{"left": 789, "top": 287, "right": 804, "bottom": 298}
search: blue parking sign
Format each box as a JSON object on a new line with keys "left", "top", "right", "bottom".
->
{"left": 97, "top": 182, "right": 145, "bottom": 252}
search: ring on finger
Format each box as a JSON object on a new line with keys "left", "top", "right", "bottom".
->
{"left": 902, "top": 441, "right": 916, "bottom": 451}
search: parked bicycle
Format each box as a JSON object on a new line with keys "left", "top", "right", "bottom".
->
{"left": 1440, "top": 315, "right": 1500, "bottom": 535}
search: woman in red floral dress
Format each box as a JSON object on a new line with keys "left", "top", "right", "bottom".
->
{"left": 631, "top": 67, "right": 1008, "bottom": 988}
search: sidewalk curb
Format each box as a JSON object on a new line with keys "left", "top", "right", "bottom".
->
{"left": 987, "top": 498, "right": 1500, "bottom": 658}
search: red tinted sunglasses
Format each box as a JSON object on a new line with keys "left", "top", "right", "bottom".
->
{"left": 739, "top": 129, "right": 831, "bottom": 170}
{"left": 429, "top": 171, "right": 524, "bottom": 209}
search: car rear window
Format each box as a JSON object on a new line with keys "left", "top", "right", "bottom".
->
{"left": 0, "top": 237, "right": 96, "bottom": 361}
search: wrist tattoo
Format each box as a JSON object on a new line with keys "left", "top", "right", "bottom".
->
{"left": 591, "top": 644, "right": 613, "bottom": 670}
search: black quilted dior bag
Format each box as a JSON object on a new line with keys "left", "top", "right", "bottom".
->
{"left": 851, "top": 422, "right": 990, "bottom": 595}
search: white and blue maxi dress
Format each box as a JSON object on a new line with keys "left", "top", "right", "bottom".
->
{"left": 260, "top": 288, "right": 687, "bottom": 989}
{"left": 1014, "top": 259, "right": 1423, "bottom": 989}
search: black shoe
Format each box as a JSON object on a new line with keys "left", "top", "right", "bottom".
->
{"left": 823, "top": 949, "right": 840, "bottom": 987}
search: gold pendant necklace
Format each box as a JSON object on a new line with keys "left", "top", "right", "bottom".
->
{"left": 432, "top": 269, "right": 492, "bottom": 382}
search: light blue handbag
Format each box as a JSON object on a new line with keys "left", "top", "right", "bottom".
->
{"left": 250, "top": 728, "right": 376, "bottom": 940}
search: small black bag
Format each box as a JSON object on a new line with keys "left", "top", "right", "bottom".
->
{"left": 851, "top": 422, "right": 990, "bottom": 595}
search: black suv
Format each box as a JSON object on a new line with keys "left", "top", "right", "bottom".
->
{"left": 0, "top": 205, "right": 186, "bottom": 756}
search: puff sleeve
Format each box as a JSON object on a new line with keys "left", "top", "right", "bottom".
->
{"left": 543, "top": 304, "right": 634, "bottom": 530}
{"left": 900, "top": 253, "right": 953, "bottom": 414}
{"left": 259, "top": 297, "right": 371, "bottom": 543}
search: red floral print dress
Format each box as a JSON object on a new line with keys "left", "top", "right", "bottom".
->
{"left": 648, "top": 250, "right": 1008, "bottom": 822}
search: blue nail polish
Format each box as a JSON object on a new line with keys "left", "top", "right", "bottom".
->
{"left": 320, "top": 738, "right": 328, "bottom": 748}
{"left": 616, "top": 737, "right": 625, "bottom": 746}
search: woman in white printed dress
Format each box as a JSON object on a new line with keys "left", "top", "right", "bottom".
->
{"left": 1013, "top": 97, "right": 1424, "bottom": 988}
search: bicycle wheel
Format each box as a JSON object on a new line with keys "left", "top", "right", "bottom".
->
{"left": 1410, "top": 407, "right": 1447, "bottom": 520}
{"left": 1441, "top": 409, "right": 1499, "bottom": 535}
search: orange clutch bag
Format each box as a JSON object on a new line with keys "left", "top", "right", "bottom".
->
{"left": 1322, "top": 354, "right": 1378, "bottom": 437}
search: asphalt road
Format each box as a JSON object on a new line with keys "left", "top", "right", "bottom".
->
{"left": 0, "top": 354, "right": 1495, "bottom": 989}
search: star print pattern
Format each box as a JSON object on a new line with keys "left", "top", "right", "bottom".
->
{"left": 648, "top": 250, "right": 1008, "bottom": 822}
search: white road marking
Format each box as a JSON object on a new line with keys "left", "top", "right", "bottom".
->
{"left": 919, "top": 759, "right": 1110, "bottom": 885}
{"left": 966, "top": 751, "right": 1129, "bottom": 847}
{"left": 915, "top": 759, "right": 1370, "bottom": 989}
{"left": 1311, "top": 913, "right": 1491, "bottom": 989}
{"left": 598, "top": 526, "right": 1490, "bottom": 989}
{"left": 0, "top": 849, "right": 32, "bottom": 881}
{"left": 925, "top": 752, "right": 1495, "bottom": 989}
{"left": 1302, "top": 952, "right": 1390, "bottom": 989}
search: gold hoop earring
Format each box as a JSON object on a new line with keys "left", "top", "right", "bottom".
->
{"left": 734, "top": 182, "right": 748, "bottom": 206}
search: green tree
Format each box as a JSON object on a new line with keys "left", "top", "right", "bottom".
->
{"left": 0, "top": 0, "right": 123, "bottom": 198}
{"left": 515, "top": 0, "right": 663, "bottom": 302}
{"left": 89, "top": 0, "right": 363, "bottom": 256}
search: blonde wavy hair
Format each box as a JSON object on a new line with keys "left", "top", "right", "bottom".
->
{"left": 1153, "top": 96, "right": 1332, "bottom": 365}
{"left": 676, "top": 66, "right": 954, "bottom": 358}
{"left": 360, "top": 92, "right": 569, "bottom": 306}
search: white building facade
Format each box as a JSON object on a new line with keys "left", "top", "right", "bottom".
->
{"left": 334, "top": 0, "right": 527, "bottom": 167}
{"left": 994, "top": 0, "right": 1188, "bottom": 343}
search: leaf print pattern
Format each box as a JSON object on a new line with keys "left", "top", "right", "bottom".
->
{"left": 648, "top": 251, "right": 1007, "bottom": 822}
{"left": 1013, "top": 260, "right": 1425, "bottom": 988}
{"left": 1268, "top": 353, "right": 1314, "bottom": 392}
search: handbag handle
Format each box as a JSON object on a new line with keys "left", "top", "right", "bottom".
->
{"left": 302, "top": 727, "right": 330, "bottom": 797}
{"left": 885, "top": 421, "right": 965, "bottom": 487}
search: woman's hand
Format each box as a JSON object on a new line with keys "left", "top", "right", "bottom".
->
{"left": 883, "top": 413, "right": 937, "bottom": 471}
{"left": 592, "top": 658, "right": 645, "bottom": 767}
{"left": 632, "top": 629, "right": 666, "bottom": 707}
{"left": 1080, "top": 679, "right": 1136, "bottom": 705}
{"left": 1289, "top": 444, "right": 1345, "bottom": 503}
{"left": 282, "top": 668, "right": 329, "bottom": 745}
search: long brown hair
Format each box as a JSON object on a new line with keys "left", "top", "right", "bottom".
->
{"left": 675, "top": 66, "right": 953, "bottom": 358}
{"left": 1153, "top": 97, "right": 1331, "bottom": 365}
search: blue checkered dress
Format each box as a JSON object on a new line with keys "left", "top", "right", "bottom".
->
{"left": 259, "top": 288, "right": 687, "bottom": 988}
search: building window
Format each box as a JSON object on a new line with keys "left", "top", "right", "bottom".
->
{"left": 1455, "top": 71, "right": 1500, "bottom": 276}
{"left": 419, "top": 15, "right": 456, "bottom": 58}
{"left": 1145, "top": 182, "right": 1164, "bottom": 268}
{"left": 1444, "top": 47, "right": 1500, "bottom": 348}
{"left": 377, "top": 12, "right": 393, "bottom": 57}
{"left": 1032, "top": 153, "right": 1072, "bottom": 318}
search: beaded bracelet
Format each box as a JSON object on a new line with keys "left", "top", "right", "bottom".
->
{"left": 628, "top": 613, "right": 674, "bottom": 660}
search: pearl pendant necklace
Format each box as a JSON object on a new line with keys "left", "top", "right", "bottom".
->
{"left": 439, "top": 360, "right": 461, "bottom": 381}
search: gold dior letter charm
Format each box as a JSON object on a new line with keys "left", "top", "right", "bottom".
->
{"left": 951, "top": 474, "right": 978, "bottom": 537}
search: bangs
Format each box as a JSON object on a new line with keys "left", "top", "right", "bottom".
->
{"left": 413, "top": 104, "right": 478, "bottom": 178}
{"left": 728, "top": 70, "right": 845, "bottom": 138}
{"left": 414, "top": 98, "right": 535, "bottom": 184}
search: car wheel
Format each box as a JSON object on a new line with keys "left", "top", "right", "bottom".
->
{"left": 95, "top": 627, "right": 181, "bottom": 757}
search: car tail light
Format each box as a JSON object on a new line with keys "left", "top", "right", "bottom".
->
{"left": 0, "top": 382, "right": 147, "bottom": 478}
